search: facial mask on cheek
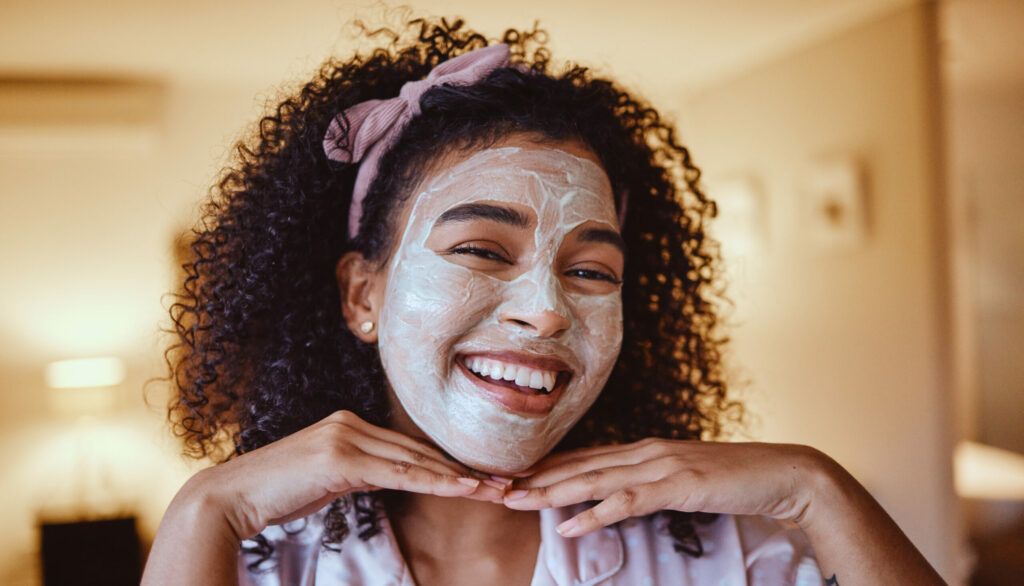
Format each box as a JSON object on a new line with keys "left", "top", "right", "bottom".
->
{"left": 377, "top": 147, "right": 623, "bottom": 473}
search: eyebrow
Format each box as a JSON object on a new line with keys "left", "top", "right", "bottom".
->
{"left": 435, "top": 203, "right": 530, "bottom": 228}
{"left": 577, "top": 227, "right": 626, "bottom": 255}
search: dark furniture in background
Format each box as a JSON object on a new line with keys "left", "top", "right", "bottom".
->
{"left": 40, "top": 516, "right": 141, "bottom": 586}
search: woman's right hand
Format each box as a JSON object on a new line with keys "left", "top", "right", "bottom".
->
{"left": 142, "top": 410, "right": 499, "bottom": 585}
{"left": 195, "top": 410, "right": 500, "bottom": 540}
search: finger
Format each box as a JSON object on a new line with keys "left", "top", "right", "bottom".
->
{"left": 514, "top": 446, "right": 657, "bottom": 489}
{"left": 353, "top": 433, "right": 472, "bottom": 479}
{"left": 344, "top": 448, "right": 506, "bottom": 501}
{"left": 328, "top": 412, "right": 475, "bottom": 476}
{"left": 460, "top": 485, "right": 508, "bottom": 504}
{"left": 527, "top": 442, "right": 639, "bottom": 472}
{"left": 554, "top": 481, "right": 670, "bottom": 537}
{"left": 504, "top": 459, "right": 668, "bottom": 510}
{"left": 343, "top": 451, "right": 485, "bottom": 498}
{"left": 525, "top": 438, "right": 673, "bottom": 478}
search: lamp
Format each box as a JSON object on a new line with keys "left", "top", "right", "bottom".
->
{"left": 37, "top": 356, "right": 141, "bottom": 584}
{"left": 44, "top": 357, "right": 124, "bottom": 417}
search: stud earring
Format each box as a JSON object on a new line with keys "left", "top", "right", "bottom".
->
{"left": 360, "top": 320, "right": 375, "bottom": 334}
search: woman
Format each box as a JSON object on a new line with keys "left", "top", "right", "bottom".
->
{"left": 142, "top": 18, "right": 944, "bottom": 585}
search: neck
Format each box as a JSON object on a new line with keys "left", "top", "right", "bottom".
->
{"left": 383, "top": 396, "right": 542, "bottom": 583}
{"left": 389, "top": 492, "right": 539, "bottom": 563}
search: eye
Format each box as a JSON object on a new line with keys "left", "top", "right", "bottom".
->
{"left": 564, "top": 266, "right": 622, "bottom": 285}
{"left": 445, "top": 243, "right": 513, "bottom": 265}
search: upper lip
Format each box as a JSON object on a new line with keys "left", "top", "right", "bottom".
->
{"left": 456, "top": 350, "right": 573, "bottom": 374}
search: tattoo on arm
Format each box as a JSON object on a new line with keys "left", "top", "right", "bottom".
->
{"left": 824, "top": 575, "right": 839, "bottom": 586}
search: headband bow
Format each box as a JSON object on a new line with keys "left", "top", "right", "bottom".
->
{"left": 323, "top": 44, "right": 512, "bottom": 238}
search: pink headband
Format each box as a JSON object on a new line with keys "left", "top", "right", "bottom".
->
{"left": 323, "top": 44, "right": 512, "bottom": 238}
{"left": 323, "top": 43, "right": 628, "bottom": 238}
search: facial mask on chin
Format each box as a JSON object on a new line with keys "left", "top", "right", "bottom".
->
{"left": 377, "top": 146, "right": 623, "bottom": 474}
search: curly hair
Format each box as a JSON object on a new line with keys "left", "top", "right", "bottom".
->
{"left": 166, "top": 16, "right": 738, "bottom": 564}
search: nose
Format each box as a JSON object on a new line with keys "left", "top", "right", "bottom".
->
{"left": 499, "top": 308, "right": 571, "bottom": 338}
{"left": 498, "top": 268, "right": 571, "bottom": 338}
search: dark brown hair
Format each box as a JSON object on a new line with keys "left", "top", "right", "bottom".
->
{"left": 167, "top": 16, "right": 737, "bottom": 564}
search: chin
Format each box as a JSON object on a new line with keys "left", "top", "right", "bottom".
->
{"left": 449, "top": 448, "right": 543, "bottom": 476}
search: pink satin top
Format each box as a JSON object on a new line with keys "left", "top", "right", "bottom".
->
{"left": 239, "top": 504, "right": 821, "bottom": 585}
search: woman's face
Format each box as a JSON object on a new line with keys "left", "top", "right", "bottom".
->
{"left": 376, "top": 137, "right": 624, "bottom": 474}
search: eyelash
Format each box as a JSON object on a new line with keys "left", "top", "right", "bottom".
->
{"left": 565, "top": 268, "right": 622, "bottom": 285}
{"left": 448, "top": 245, "right": 512, "bottom": 264}
{"left": 448, "top": 245, "right": 622, "bottom": 285}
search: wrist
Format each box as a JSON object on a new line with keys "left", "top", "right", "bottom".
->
{"left": 788, "top": 446, "right": 851, "bottom": 530}
{"left": 169, "top": 467, "right": 249, "bottom": 545}
{"left": 143, "top": 469, "right": 246, "bottom": 585}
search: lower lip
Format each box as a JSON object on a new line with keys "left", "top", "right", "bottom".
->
{"left": 456, "top": 359, "right": 562, "bottom": 416}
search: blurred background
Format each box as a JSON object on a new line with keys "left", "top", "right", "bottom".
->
{"left": 0, "top": 0, "right": 1021, "bottom": 584}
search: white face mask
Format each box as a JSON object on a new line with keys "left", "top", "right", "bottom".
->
{"left": 377, "top": 146, "right": 624, "bottom": 474}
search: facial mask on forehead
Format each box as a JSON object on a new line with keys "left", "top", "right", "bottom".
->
{"left": 377, "top": 146, "right": 623, "bottom": 473}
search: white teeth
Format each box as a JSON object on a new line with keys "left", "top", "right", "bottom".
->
{"left": 514, "top": 369, "right": 530, "bottom": 387}
{"left": 529, "top": 371, "right": 544, "bottom": 389}
{"left": 486, "top": 363, "right": 504, "bottom": 382}
{"left": 465, "top": 357, "right": 560, "bottom": 393}
{"left": 502, "top": 365, "right": 516, "bottom": 381}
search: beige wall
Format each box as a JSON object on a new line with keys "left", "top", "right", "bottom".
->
{"left": 0, "top": 81, "right": 263, "bottom": 585}
{"left": 681, "top": 3, "right": 961, "bottom": 580}
{"left": 948, "top": 81, "right": 1024, "bottom": 454}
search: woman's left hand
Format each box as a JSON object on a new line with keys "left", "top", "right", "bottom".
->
{"left": 501, "top": 439, "right": 826, "bottom": 537}
{"left": 502, "top": 439, "right": 947, "bottom": 585}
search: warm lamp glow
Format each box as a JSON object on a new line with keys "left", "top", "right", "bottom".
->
{"left": 955, "top": 441, "right": 1024, "bottom": 500}
{"left": 45, "top": 357, "right": 125, "bottom": 389}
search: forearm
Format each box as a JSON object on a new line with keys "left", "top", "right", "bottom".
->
{"left": 141, "top": 480, "right": 242, "bottom": 586}
{"left": 797, "top": 454, "right": 945, "bottom": 585}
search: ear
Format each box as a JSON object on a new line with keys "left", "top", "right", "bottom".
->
{"left": 335, "top": 251, "right": 386, "bottom": 343}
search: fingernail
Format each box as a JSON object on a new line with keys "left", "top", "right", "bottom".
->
{"left": 504, "top": 489, "right": 528, "bottom": 501}
{"left": 481, "top": 478, "right": 507, "bottom": 490}
{"left": 556, "top": 518, "right": 579, "bottom": 537}
{"left": 457, "top": 477, "right": 480, "bottom": 488}
{"left": 489, "top": 475, "right": 514, "bottom": 485}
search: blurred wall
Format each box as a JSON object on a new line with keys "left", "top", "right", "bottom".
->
{"left": 0, "top": 81, "right": 265, "bottom": 584}
{"left": 681, "top": 3, "right": 961, "bottom": 580}
{"left": 943, "top": 0, "right": 1024, "bottom": 456}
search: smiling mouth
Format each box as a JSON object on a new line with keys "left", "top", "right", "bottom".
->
{"left": 459, "top": 355, "right": 571, "bottom": 396}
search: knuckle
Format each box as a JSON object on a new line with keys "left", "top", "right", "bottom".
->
{"left": 614, "top": 488, "right": 638, "bottom": 508}
{"left": 645, "top": 438, "right": 672, "bottom": 457}
{"left": 322, "top": 438, "right": 354, "bottom": 462}
{"left": 578, "top": 509, "right": 598, "bottom": 524}
{"left": 322, "top": 414, "right": 355, "bottom": 438}
{"left": 665, "top": 454, "right": 690, "bottom": 472}
{"left": 531, "top": 485, "right": 552, "bottom": 504}
{"left": 581, "top": 469, "right": 603, "bottom": 484}
{"left": 336, "top": 410, "right": 358, "bottom": 424}
{"left": 682, "top": 464, "right": 708, "bottom": 484}
{"left": 392, "top": 460, "right": 412, "bottom": 475}
{"left": 406, "top": 449, "right": 427, "bottom": 464}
